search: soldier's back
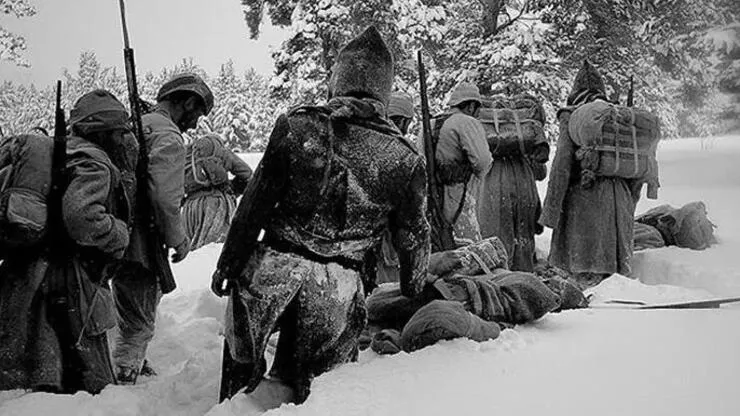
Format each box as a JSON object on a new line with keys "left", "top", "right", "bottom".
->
{"left": 267, "top": 108, "right": 424, "bottom": 259}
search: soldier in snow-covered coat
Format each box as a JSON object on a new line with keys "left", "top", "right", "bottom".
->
{"left": 210, "top": 27, "right": 430, "bottom": 405}
{"left": 540, "top": 61, "right": 644, "bottom": 288}
{"left": 0, "top": 90, "right": 137, "bottom": 394}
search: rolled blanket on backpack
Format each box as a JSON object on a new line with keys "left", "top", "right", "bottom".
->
{"left": 443, "top": 237, "right": 509, "bottom": 277}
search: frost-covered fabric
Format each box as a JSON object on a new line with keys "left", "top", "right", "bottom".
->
{"left": 223, "top": 245, "right": 365, "bottom": 403}
{"left": 478, "top": 145, "right": 549, "bottom": 272}
{"left": 215, "top": 96, "right": 430, "bottom": 403}
{"left": 540, "top": 109, "right": 641, "bottom": 275}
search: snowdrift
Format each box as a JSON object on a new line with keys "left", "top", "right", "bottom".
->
{"left": 1, "top": 137, "right": 740, "bottom": 416}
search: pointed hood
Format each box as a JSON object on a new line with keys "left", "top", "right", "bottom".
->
{"left": 567, "top": 60, "right": 606, "bottom": 106}
{"left": 328, "top": 26, "right": 394, "bottom": 106}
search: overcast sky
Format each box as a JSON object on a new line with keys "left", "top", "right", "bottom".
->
{"left": 0, "top": 0, "right": 287, "bottom": 87}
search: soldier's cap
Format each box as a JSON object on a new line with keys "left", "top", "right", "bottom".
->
{"left": 329, "top": 26, "right": 394, "bottom": 106}
{"left": 447, "top": 82, "right": 482, "bottom": 108}
{"left": 69, "top": 89, "right": 130, "bottom": 135}
{"left": 157, "top": 73, "right": 214, "bottom": 116}
{"left": 568, "top": 60, "right": 606, "bottom": 105}
{"left": 387, "top": 92, "right": 415, "bottom": 119}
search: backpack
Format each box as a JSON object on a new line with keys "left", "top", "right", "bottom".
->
{"left": 0, "top": 134, "right": 54, "bottom": 251}
{"left": 478, "top": 94, "right": 548, "bottom": 158}
{"left": 636, "top": 201, "right": 716, "bottom": 250}
{"left": 568, "top": 99, "right": 660, "bottom": 181}
{"left": 184, "top": 135, "right": 229, "bottom": 195}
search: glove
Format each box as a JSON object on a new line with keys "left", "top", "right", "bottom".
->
{"left": 428, "top": 251, "right": 464, "bottom": 276}
{"left": 211, "top": 268, "right": 247, "bottom": 297}
{"left": 171, "top": 237, "right": 191, "bottom": 263}
{"left": 211, "top": 269, "right": 229, "bottom": 297}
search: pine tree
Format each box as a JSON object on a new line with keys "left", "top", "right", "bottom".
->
{"left": 0, "top": 0, "right": 36, "bottom": 67}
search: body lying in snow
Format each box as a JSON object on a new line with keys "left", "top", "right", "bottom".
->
{"left": 363, "top": 240, "right": 587, "bottom": 355}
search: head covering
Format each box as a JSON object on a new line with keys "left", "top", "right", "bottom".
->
{"left": 157, "top": 73, "right": 215, "bottom": 115}
{"left": 329, "top": 26, "right": 394, "bottom": 106}
{"left": 447, "top": 82, "right": 482, "bottom": 108}
{"left": 387, "top": 92, "right": 415, "bottom": 119}
{"left": 69, "top": 89, "right": 130, "bottom": 136}
{"left": 567, "top": 60, "right": 606, "bottom": 105}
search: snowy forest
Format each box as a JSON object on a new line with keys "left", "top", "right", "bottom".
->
{"left": 1, "top": 0, "right": 739, "bottom": 149}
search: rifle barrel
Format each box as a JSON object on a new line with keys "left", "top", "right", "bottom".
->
{"left": 118, "top": 0, "right": 131, "bottom": 49}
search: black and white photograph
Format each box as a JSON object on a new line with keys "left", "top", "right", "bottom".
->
{"left": 0, "top": 0, "right": 739, "bottom": 415}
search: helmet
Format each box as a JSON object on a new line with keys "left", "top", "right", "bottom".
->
{"left": 69, "top": 89, "right": 130, "bottom": 135}
{"left": 157, "top": 73, "right": 214, "bottom": 115}
{"left": 387, "top": 92, "right": 415, "bottom": 119}
{"left": 447, "top": 82, "right": 482, "bottom": 108}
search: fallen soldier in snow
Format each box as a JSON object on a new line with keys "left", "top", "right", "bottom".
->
{"left": 362, "top": 238, "right": 586, "bottom": 355}
{"left": 633, "top": 201, "right": 716, "bottom": 251}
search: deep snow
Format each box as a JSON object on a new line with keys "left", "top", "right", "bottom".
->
{"left": 2, "top": 136, "right": 740, "bottom": 416}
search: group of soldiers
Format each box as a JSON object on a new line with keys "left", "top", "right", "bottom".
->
{"left": 0, "top": 25, "right": 644, "bottom": 409}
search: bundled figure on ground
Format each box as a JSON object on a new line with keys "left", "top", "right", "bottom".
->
{"left": 540, "top": 60, "right": 661, "bottom": 289}
{"left": 633, "top": 201, "right": 716, "bottom": 251}
{"left": 0, "top": 90, "right": 137, "bottom": 394}
{"left": 364, "top": 237, "right": 586, "bottom": 355}
{"left": 210, "top": 27, "right": 430, "bottom": 406}
{"left": 477, "top": 94, "right": 550, "bottom": 271}
{"left": 182, "top": 133, "right": 253, "bottom": 251}
{"left": 111, "top": 73, "right": 214, "bottom": 384}
{"left": 429, "top": 83, "right": 492, "bottom": 246}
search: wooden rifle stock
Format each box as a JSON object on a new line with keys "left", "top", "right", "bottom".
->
{"left": 417, "top": 51, "right": 456, "bottom": 252}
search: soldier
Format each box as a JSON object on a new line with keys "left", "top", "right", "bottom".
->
{"left": 210, "top": 27, "right": 430, "bottom": 406}
{"left": 112, "top": 73, "right": 214, "bottom": 384}
{"left": 0, "top": 90, "right": 137, "bottom": 394}
{"left": 375, "top": 92, "right": 417, "bottom": 286}
{"left": 540, "top": 61, "right": 643, "bottom": 288}
{"left": 432, "top": 83, "right": 492, "bottom": 246}
{"left": 182, "top": 132, "right": 253, "bottom": 251}
{"left": 387, "top": 92, "right": 415, "bottom": 136}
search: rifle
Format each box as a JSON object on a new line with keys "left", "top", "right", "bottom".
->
{"left": 417, "top": 51, "right": 456, "bottom": 252}
{"left": 49, "top": 80, "right": 67, "bottom": 256}
{"left": 118, "top": 0, "right": 176, "bottom": 293}
{"left": 626, "top": 75, "right": 634, "bottom": 107}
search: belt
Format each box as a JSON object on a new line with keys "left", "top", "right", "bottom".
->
{"left": 265, "top": 237, "right": 363, "bottom": 272}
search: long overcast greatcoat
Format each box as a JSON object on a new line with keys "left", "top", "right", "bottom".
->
{"left": 0, "top": 137, "right": 130, "bottom": 393}
{"left": 182, "top": 134, "right": 253, "bottom": 251}
{"left": 478, "top": 144, "right": 549, "bottom": 272}
{"left": 215, "top": 97, "right": 430, "bottom": 403}
{"left": 540, "top": 109, "right": 641, "bottom": 275}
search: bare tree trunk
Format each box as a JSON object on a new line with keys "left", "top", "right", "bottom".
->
{"left": 479, "top": 0, "right": 503, "bottom": 37}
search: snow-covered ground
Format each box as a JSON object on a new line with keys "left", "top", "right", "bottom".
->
{"left": 2, "top": 137, "right": 740, "bottom": 416}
